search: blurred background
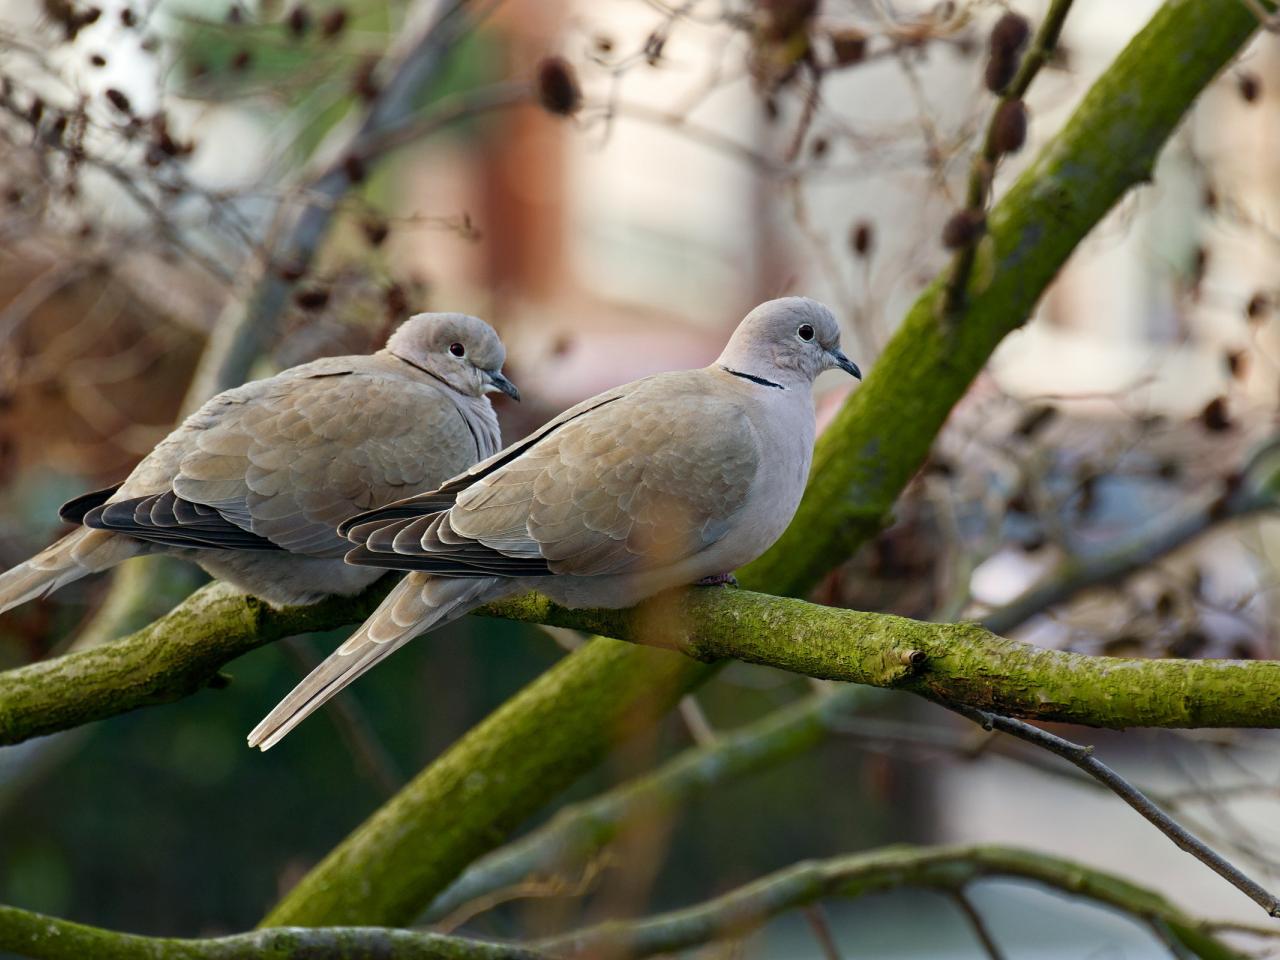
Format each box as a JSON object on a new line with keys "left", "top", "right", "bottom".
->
{"left": 2, "top": 0, "right": 1280, "bottom": 957}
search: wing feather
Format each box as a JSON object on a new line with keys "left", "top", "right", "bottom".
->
{"left": 345, "top": 371, "right": 760, "bottom": 579}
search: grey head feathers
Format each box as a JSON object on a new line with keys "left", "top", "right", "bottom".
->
{"left": 715, "top": 296, "right": 860, "bottom": 387}
{"left": 386, "top": 312, "right": 520, "bottom": 401}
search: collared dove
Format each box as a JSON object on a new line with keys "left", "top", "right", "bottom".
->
{"left": 248, "top": 297, "right": 860, "bottom": 750}
{"left": 0, "top": 313, "right": 518, "bottom": 612}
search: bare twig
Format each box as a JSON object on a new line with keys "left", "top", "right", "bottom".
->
{"left": 983, "top": 439, "right": 1278, "bottom": 634}
{"left": 951, "top": 889, "right": 1007, "bottom": 960}
{"left": 279, "top": 637, "right": 403, "bottom": 797}
{"left": 942, "top": 0, "right": 1075, "bottom": 317}
{"left": 800, "top": 904, "right": 842, "bottom": 960}
{"left": 182, "top": 0, "right": 494, "bottom": 408}
{"left": 946, "top": 702, "right": 1280, "bottom": 918}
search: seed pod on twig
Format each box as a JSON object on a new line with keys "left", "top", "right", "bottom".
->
{"left": 991, "top": 98, "right": 1027, "bottom": 155}
{"left": 536, "top": 57, "right": 582, "bottom": 116}
{"left": 941, "top": 209, "right": 986, "bottom": 250}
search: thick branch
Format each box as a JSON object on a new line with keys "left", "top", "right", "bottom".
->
{"left": 11, "top": 578, "right": 1280, "bottom": 748}
{"left": 534, "top": 844, "right": 1244, "bottom": 960}
{"left": 424, "top": 685, "right": 868, "bottom": 923}
{"left": 479, "top": 589, "right": 1280, "bottom": 728}
{"left": 0, "top": 580, "right": 392, "bottom": 745}
{"left": 0, "top": 906, "right": 544, "bottom": 960}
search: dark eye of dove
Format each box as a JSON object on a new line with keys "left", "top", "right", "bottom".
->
{"left": 450, "top": 342, "right": 466, "bottom": 357}
{"left": 797, "top": 324, "right": 814, "bottom": 341}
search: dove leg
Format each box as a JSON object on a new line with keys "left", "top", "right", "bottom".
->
{"left": 694, "top": 572, "right": 739, "bottom": 587}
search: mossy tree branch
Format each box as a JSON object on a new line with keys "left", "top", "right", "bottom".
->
{"left": 0, "top": 906, "right": 546, "bottom": 960}
{"left": 533, "top": 844, "right": 1245, "bottom": 960}
{"left": 0, "top": 845, "right": 1247, "bottom": 960}
{"left": 11, "top": 574, "right": 1280, "bottom": 750}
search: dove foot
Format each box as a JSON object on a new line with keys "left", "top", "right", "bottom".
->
{"left": 695, "top": 572, "right": 739, "bottom": 587}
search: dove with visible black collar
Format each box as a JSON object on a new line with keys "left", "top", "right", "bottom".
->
{"left": 248, "top": 297, "right": 860, "bottom": 750}
{"left": 0, "top": 314, "right": 518, "bottom": 612}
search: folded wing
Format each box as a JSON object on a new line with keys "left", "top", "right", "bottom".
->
{"left": 75, "top": 369, "right": 476, "bottom": 557}
{"left": 345, "top": 372, "right": 761, "bottom": 579}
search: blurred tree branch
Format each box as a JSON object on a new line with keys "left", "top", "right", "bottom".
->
{"left": 981, "top": 446, "right": 1278, "bottom": 634}
{"left": 14, "top": 567, "right": 1280, "bottom": 749}
{"left": 0, "top": 904, "right": 547, "bottom": 960}
{"left": 182, "top": 0, "right": 503, "bottom": 409}
{"left": 942, "top": 0, "right": 1075, "bottom": 317}
{"left": 0, "top": 845, "right": 1249, "bottom": 960}
{"left": 532, "top": 845, "right": 1244, "bottom": 960}
{"left": 423, "top": 685, "right": 871, "bottom": 924}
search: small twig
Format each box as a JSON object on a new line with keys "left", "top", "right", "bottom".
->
{"left": 947, "top": 702, "right": 1280, "bottom": 918}
{"left": 942, "top": 0, "right": 1075, "bottom": 317}
{"left": 280, "top": 637, "right": 403, "bottom": 797}
{"left": 982, "top": 442, "right": 1277, "bottom": 634}
{"left": 1239, "top": 0, "right": 1280, "bottom": 32}
{"left": 951, "top": 889, "right": 1007, "bottom": 960}
{"left": 800, "top": 904, "right": 842, "bottom": 960}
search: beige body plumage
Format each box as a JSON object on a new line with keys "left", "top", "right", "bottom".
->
{"left": 0, "top": 314, "right": 517, "bottom": 611}
{"left": 249, "top": 297, "right": 860, "bottom": 750}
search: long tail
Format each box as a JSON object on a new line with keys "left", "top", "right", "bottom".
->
{"left": 0, "top": 529, "right": 141, "bottom": 616}
{"left": 247, "top": 573, "right": 505, "bottom": 751}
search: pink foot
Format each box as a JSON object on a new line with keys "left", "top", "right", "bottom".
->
{"left": 695, "top": 572, "right": 739, "bottom": 587}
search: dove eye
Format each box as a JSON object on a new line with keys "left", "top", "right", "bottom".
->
{"left": 797, "top": 324, "right": 815, "bottom": 342}
{"left": 449, "top": 342, "right": 466, "bottom": 357}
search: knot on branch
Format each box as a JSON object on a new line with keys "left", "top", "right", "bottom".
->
{"left": 877, "top": 647, "right": 927, "bottom": 685}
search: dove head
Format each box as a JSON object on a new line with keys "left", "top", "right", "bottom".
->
{"left": 717, "top": 297, "right": 861, "bottom": 388}
{"left": 387, "top": 312, "right": 519, "bottom": 401}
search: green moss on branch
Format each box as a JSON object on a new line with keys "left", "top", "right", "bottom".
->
{"left": 477, "top": 587, "right": 1280, "bottom": 729}
{"left": 0, "top": 906, "right": 544, "bottom": 960}
{"left": 534, "top": 844, "right": 1246, "bottom": 960}
{"left": 0, "top": 580, "right": 391, "bottom": 746}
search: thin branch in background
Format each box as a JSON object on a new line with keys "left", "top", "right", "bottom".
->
{"left": 800, "top": 904, "right": 843, "bottom": 960}
{"left": 279, "top": 637, "right": 403, "bottom": 797}
{"left": 942, "top": 0, "right": 1076, "bottom": 317}
{"left": 980, "top": 435, "right": 1280, "bottom": 635}
{"left": 533, "top": 845, "right": 1240, "bottom": 960}
{"left": 182, "top": 0, "right": 493, "bottom": 409}
{"left": 946, "top": 702, "right": 1280, "bottom": 918}
{"left": 1239, "top": 0, "right": 1280, "bottom": 31}
{"left": 950, "top": 889, "right": 1007, "bottom": 960}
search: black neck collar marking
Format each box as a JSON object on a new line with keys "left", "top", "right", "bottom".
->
{"left": 395, "top": 352, "right": 456, "bottom": 392}
{"left": 721, "top": 365, "right": 785, "bottom": 390}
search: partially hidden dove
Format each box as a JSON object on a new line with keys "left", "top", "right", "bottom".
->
{"left": 248, "top": 296, "right": 860, "bottom": 749}
{"left": 0, "top": 313, "right": 518, "bottom": 613}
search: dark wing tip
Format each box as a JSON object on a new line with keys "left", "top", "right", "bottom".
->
{"left": 58, "top": 483, "right": 123, "bottom": 524}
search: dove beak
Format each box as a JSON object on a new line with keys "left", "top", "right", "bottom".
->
{"left": 484, "top": 369, "right": 521, "bottom": 401}
{"left": 828, "top": 349, "right": 862, "bottom": 380}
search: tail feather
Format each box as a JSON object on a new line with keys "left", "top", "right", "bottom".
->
{"left": 0, "top": 529, "right": 139, "bottom": 616}
{"left": 246, "top": 574, "right": 504, "bottom": 751}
